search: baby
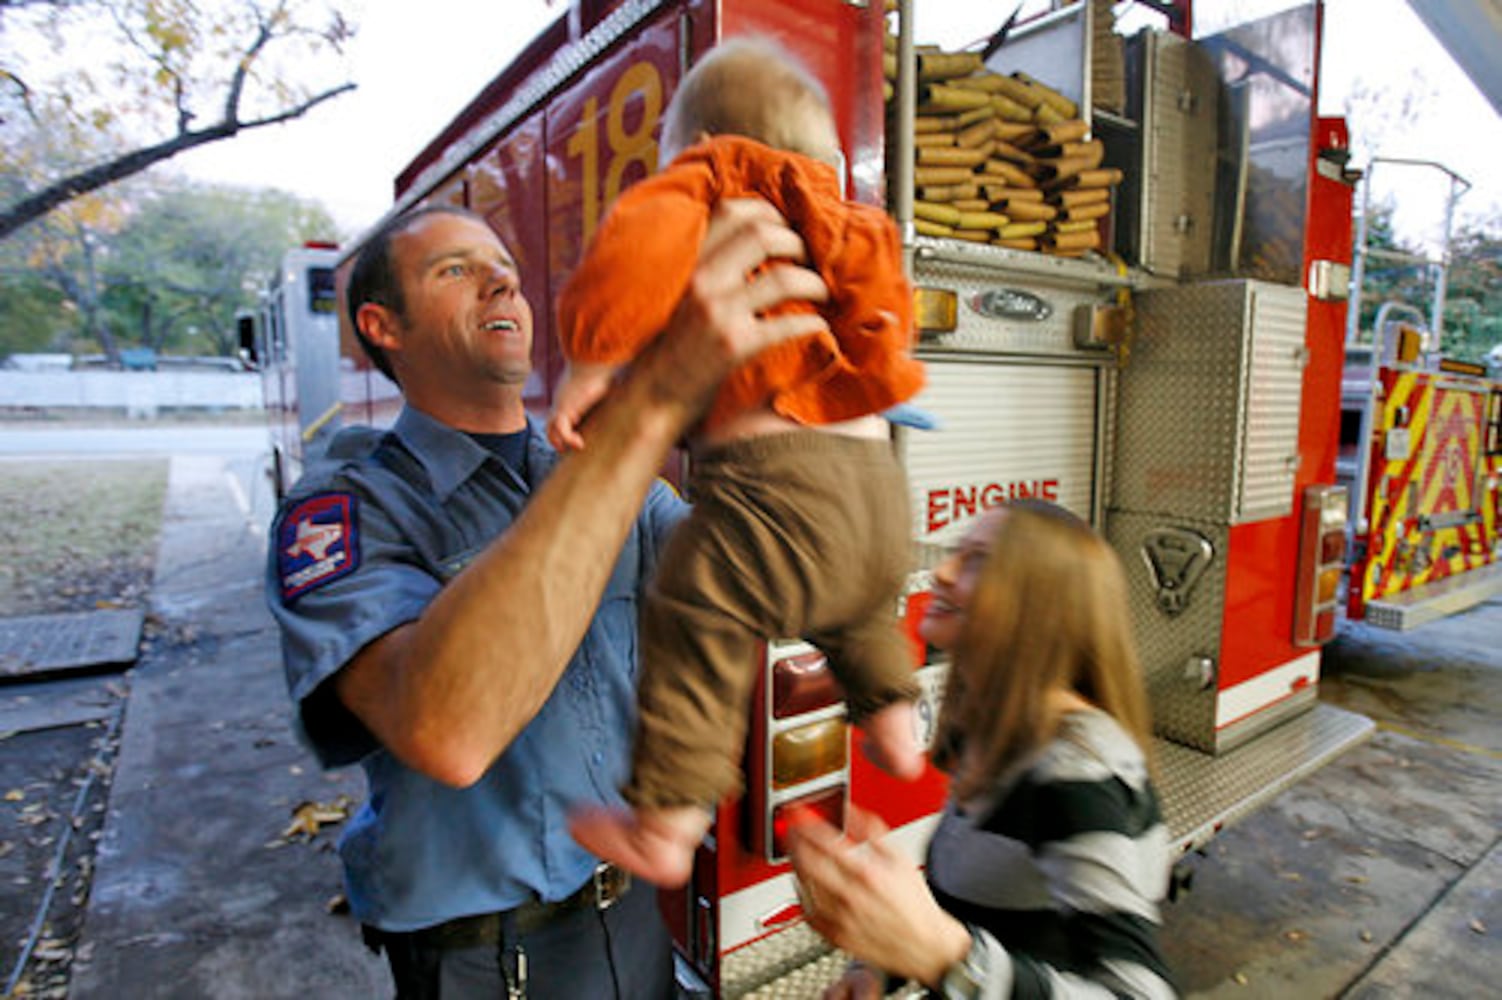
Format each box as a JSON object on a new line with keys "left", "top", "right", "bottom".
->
{"left": 555, "top": 37, "right": 926, "bottom": 887}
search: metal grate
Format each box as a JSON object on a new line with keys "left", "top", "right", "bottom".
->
{"left": 0, "top": 609, "right": 144, "bottom": 681}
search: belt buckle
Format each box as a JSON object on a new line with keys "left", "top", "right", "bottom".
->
{"left": 592, "top": 863, "right": 629, "bottom": 911}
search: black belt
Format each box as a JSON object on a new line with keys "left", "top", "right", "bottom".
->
{"left": 372, "top": 864, "right": 633, "bottom": 952}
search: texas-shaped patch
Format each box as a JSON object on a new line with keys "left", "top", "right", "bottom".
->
{"left": 277, "top": 493, "right": 359, "bottom": 603}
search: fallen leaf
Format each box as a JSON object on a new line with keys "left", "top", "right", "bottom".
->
{"left": 1359, "top": 930, "right": 1374, "bottom": 943}
{"left": 1284, "top": 928, "right": 1308, "bottom": 943}
{"left": 280, "top": 796, "right": 354, "bottom": 840}
{"left": 1345, "top": 875, "right": 1368, "bottom": 884}
{"left": 1471, "top": 919, "right": 1487, "bottom": 935}
{"left": 33, "top": 941, "right": 69, "bottom": 962}
{"left": 1278, "top": 871, "right": 1303, "bottom": 882}
{"left": 1233, "top": 972, "right": 1249, "bottom": 985}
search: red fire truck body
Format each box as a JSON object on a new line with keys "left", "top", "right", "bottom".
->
{"left": 247, "top": 1, "right": 1434, "bottom": 994}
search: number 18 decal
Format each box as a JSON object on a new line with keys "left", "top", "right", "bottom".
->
{"left": 564, "top": 60, "right": 663, "bottom": 245}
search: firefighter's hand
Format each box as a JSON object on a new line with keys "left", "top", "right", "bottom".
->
{"left": 648, "top": 198, "right": 830, "bottom": 415}
{"left": 788, "top": 805, "right": 972, "bottom": 990}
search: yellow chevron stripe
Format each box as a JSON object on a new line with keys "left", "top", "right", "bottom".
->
{"left": 1372, "top": 372, "right": 1430, "bottom": 596}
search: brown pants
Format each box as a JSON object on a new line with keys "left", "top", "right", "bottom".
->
{"left": 626, "top": 431, "right": 919, "bottom": 809}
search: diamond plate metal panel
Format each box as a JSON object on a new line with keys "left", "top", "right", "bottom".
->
{"left": 911, "top": 244, "right": 1134, "bottom": 358}
{"left": 1156, "top": 702, "right": 1373, "bottom": 855}
{"left": 1111, "top": 280, "right": 1306, "bottom": 524}
{"left": 720, "top": 923, "right": 925, "bottom": 999}
{"left": 903, "top": 360, "right": 1110, "bottom": 554}
{"left": 1132, "top": 31, "right": 1219, "bottom": 278}
{"left": 1106, "top": 510, "right": 1225, "bottom": 752}
{"left": 718, "top": 923, "right": 830, "bottom": 999}
{"left": 1239, "top": 284, "right": 1308, "bottom": 519}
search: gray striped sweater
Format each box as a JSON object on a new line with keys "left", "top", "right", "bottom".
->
{"left": 923, "top": 708, "right": 1177, "bottom": 999}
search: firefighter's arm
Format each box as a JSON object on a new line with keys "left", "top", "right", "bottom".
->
{"left": 335, "top": 199, "right": 832, "bottom": 788}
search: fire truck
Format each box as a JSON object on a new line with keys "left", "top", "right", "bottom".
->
{"left": 238, "top": 242, "right": 350, "bottom": 496}
{"left": 246, "top": 0, "right": 1502, "bottom": 994}
{"left": 1339, "top": 157, "right": 1502, "bottom": 631}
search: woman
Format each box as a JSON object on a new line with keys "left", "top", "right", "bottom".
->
{"left": 789, "top": 499, "right": 1177, "bottom": 998}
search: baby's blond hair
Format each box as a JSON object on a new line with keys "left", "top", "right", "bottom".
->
{"left": 661, "top": 37, "right": 837, "bottom": 166}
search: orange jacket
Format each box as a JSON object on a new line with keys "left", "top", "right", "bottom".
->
{"left": 556, "top": 135, "right": 924, "bottom": 432}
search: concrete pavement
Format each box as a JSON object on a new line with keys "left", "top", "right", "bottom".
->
{"left": 63, "top": 446, "right": 1502, "bottom": 998}
{"left": 70, "top": 453, "right": 386, "bottom": 998}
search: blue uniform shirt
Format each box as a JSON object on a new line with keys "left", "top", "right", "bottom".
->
{"left": 266, "top": 407, "right": 686, "bottom": 931}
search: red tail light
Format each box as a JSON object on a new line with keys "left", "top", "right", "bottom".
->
{"left": 1295, "top": 485, "right": 1348, "bottom": 646}
{"left": 772, "top": 650, "right": 842, "bottom": 717}
{"left": 749, "top": 642, "right": 852, "bottom": 863}
{"left": 770, "top": 786, "right": 846, "bottom": 859}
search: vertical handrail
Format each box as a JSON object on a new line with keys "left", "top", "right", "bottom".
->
{"left": 894, "top": 0, "right": 916, "bottom": 276}
{"left": 1430, "top": 166, "right": 1472, "bottom": 349}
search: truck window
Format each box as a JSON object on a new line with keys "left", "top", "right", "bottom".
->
{"left": 308, "top": 266, "right": 337, "bottom": 315}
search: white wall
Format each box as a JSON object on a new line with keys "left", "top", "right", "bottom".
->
{"left": 0, "top": 371, "right": 263, "bottom": 416}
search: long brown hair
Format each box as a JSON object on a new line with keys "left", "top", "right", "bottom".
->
{"left": 931, "top": 499, "right": 1153, "bottom": 800}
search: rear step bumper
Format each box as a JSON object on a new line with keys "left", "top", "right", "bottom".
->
{"left": 1365, "top": 563, "right": 1502, "bottom": 631}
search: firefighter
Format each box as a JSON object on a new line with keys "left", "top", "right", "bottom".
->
{"left": 266, "top": 200, "right": 830, "bottom": 998}
{"left": 790, "top": 500, "right": 1176, "bottom": 1000}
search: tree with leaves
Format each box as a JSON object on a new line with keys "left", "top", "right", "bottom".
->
{"left": 1351, "top": 202, "right": 1502, "bottom": 365}
{"left": 1440, "top": 224, "right": 1502, "bottom": 364}
{"left": 0, "top": 172, "right": 336, "bottom": 361}
{"left": 0, "top": 0, "right": 355, "bottom": 241}
{"left": 102, "top": 182, "right": 337, "bottom": 355}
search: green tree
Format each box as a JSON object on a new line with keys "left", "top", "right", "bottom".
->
{"left": 0, "top": 0, "right": 355, "bottom": 241}
{"left": 1353, "top": 203, "right": 1502, "bottom": 364}
{"left": 0, "top": 166, "right": 337, "bottom": 361}
{"left": 1440, "top": 223, "right": 1502, "bottom": 364}
{"left": 1350, "top": 202, "right": 1432, "bottom": 342}
{"left": 102, "top": 182, "right": 337, "bottom": 355}
{"left": 0, "top": 271, "right": 69, "bottom": 360}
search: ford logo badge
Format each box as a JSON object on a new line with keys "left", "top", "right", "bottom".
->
{"left": 969, "top": 289, "right": 1053, "bottom": 322}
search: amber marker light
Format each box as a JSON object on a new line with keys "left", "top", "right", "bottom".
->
{"left": 772, "top": 718, "right": 848, "bottom": 789}
{"left": 915, "top": 287, "right": 958, "bottom": 334}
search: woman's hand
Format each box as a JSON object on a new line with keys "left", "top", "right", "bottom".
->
{"left": 788, "top": 806, "right": 973, "bottom": 988}
{"left": 822, "top": 962, "right": 886, "bottom": 1000}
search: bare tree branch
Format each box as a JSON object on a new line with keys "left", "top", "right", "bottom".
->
{"left": 0, "top": 80, "right": 353, "bottom": 241}
{"left": 0, "top": 66, "right": 39, "bottom": 124}
{"left": 222, "top": 12, "right": 276, "bottom": 126}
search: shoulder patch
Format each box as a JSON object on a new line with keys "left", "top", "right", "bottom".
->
{"left": 277, "top": 492, "right": 360, "bottom": 603}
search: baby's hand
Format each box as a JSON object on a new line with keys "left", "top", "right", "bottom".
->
{"left": 548, "top": 364, "right": 616, "bottom": 452}
{"left": 546, "top": 407, "right": 587, "bottom": 452}
{"left": 860, "top": 700, "right": 924, "bottom": 782}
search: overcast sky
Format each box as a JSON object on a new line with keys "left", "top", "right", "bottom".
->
{"left": 175, "top": 0, "right": 1501, "bottom": 247}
